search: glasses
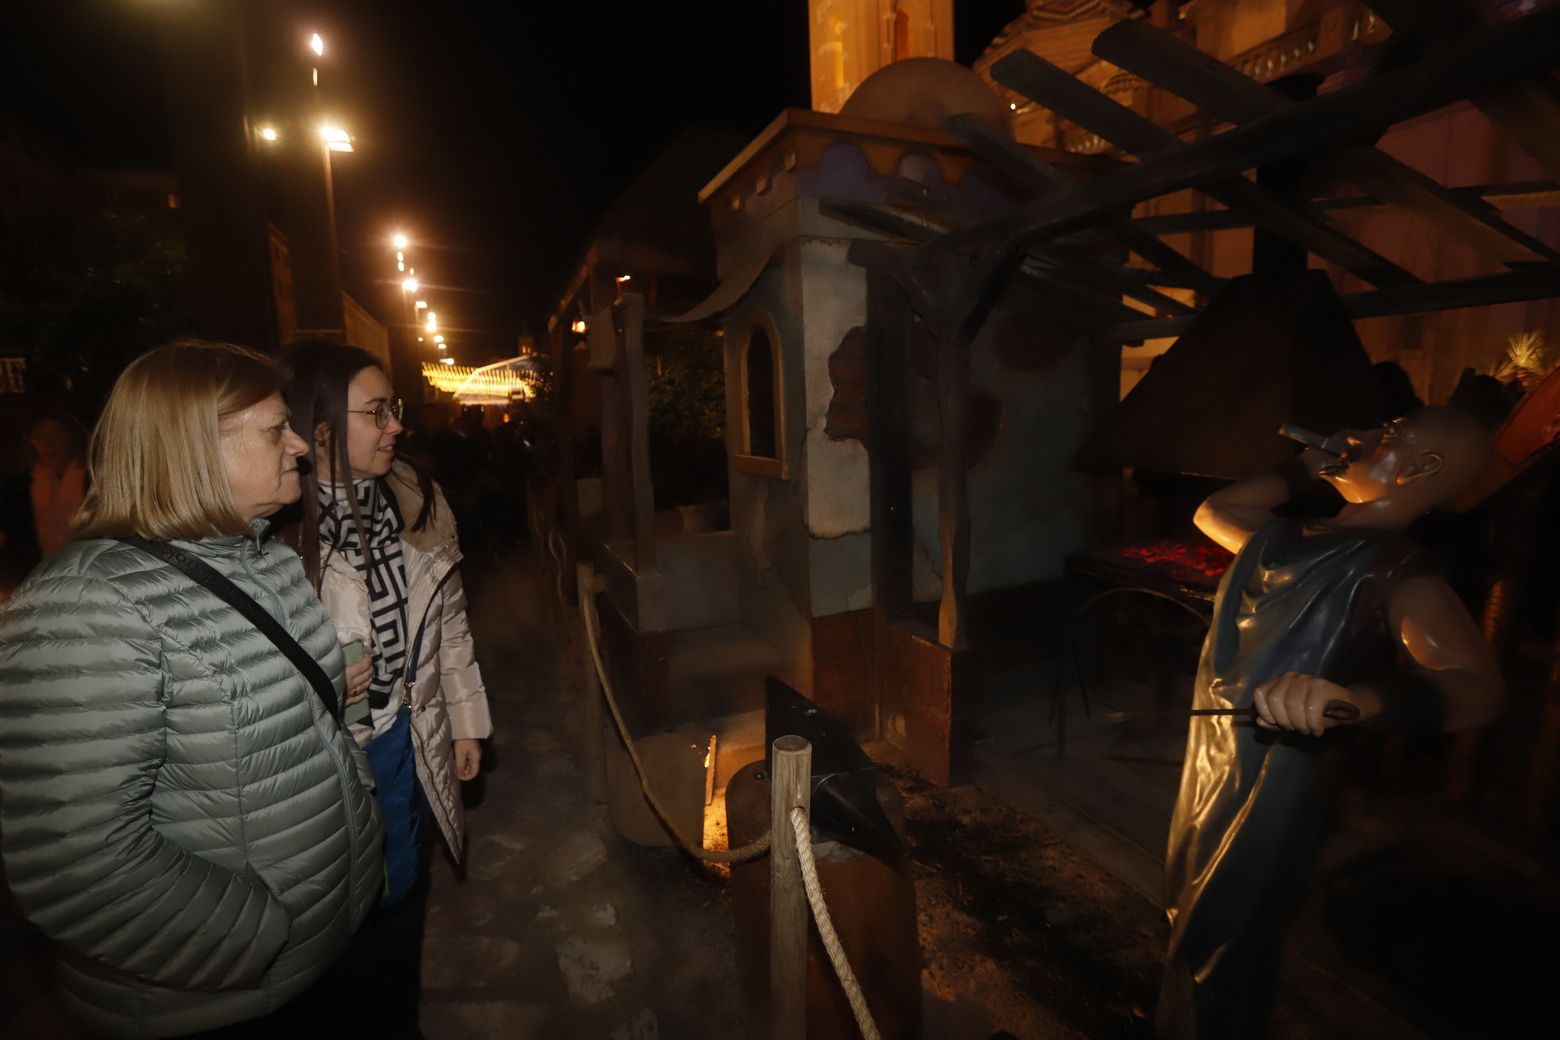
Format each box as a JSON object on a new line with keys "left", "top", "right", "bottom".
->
{"left": 347, "top": 398, "right": 404, "bottom": 429}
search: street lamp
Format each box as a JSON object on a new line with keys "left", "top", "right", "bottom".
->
{"left": 426, "top": 311, "right": 438, "bottom": 333}
{"left": 393, "top": 233, "right": 409, "bottom": 250}
{"left": 258, "top": 124, "right": 279, "bottom": 142}
{"left": 310, "top": 33, "right": 325, "bottom": 57}
{"left": 402, "top": 277, "right": 419, "bottom": 293}
{"left": 319, "top": 124, "right": 353, "bottom": 153}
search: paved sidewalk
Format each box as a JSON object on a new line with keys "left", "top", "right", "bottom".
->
{"left": 420, "top": 551, "right": 745, "bottom": 1040}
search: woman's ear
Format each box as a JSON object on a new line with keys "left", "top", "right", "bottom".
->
{"left": 1396, "top": 450, "right": 1444, "bottom": 486}
{"left": 314, "top": 421, "right": 330, "bottom": 451}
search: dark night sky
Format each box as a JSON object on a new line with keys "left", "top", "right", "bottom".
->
{"left": 2, "top": 1, "right": 1023, "bottom": 360}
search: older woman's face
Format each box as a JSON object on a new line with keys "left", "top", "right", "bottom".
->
{"left": 220, "top": 392, "right": 309, "bottom": 522}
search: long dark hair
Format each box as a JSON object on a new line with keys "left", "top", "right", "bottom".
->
{"left": 277, "top": 339, "right": 435, "bottom": 590}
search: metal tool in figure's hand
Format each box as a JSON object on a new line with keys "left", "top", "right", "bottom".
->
{"left": 1278, "top": 423, "right": 1353, "bottom": 458}
{"left": 1106, "top": 701, "right": 1362, "bottom": 723}
{"left": 1192, "top": 700, "right": 1361, "bottom": 723}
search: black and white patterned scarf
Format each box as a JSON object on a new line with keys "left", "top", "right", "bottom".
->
{"left": 319, "top": 478, "right": 410, "bottom": 710}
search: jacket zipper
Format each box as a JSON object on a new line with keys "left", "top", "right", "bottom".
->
{"left": 247, "top": 542, "right": 367, "bottom": 914}
{"left": 400, "top": 559, "right": 462, "bottom": 858}
{"left": 402, "top": 560, "right": 459, "bottom": 700}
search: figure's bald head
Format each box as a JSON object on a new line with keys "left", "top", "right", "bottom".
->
{"left": 1397, "top": 406, "right": 1493, "bottom": 507}
{"left": 1321, "top": 406, "right": 1493, "bottom": 516}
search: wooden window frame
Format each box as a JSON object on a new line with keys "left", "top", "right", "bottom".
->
{"left": 734, "top": 310, "right": 788, "bottom": 480}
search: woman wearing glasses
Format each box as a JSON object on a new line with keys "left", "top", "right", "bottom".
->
{"left": 278, "top": 341, "right": 491, "bottom": 1034}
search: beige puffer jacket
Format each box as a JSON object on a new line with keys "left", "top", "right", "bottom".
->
{"left": 317, "top": 463, "right": 491, "bottom": 861}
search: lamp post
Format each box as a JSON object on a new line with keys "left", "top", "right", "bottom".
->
{"left": 266, "top": 29, "right": 348, "bottom": 339}
{"left": 155, "top": 0, "right": 276, "bottom": 348}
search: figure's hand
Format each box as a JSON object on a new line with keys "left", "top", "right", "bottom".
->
{"left": 1254, "top": 672, "right": 1378, "bottom": 735}
{"left": 343, "top": 655, "right": 373, "bottom": 705}
{"left": 453, "top": 738, "right": 483, "bottom": 781}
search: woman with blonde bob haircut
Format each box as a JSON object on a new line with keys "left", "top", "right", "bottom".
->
{"left": 0, "top": 340, "right": 384, "bottom": 1039}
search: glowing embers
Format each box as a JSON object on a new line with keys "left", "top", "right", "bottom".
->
{"left": 1104, "top": 537, "right": 1234, "bottom": 590}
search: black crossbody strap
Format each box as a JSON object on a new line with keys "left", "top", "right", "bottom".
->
{"left": 120, "top": 538, "right": 340, "bottom": 719}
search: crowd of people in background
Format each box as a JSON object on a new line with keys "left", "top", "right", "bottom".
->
{"left": 399, "top": 400, "right": 534, "bottom": 562}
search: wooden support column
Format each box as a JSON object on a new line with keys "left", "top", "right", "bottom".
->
{"left": 620, "top": 294, "right": 657, "bottom": 574}
{"left": 925, "top": 242, "right": 1024, "bottom": 650}
{"left": 585, "top": 306, "right": 633, "bottom": 550}
{"left": 769, "top": 735, "right": 812, "bottom": 1040}
{"left": 600, "top": 371, "right": 631, "bottom": 547}
{"left": 934, "top": 256, "right": 974, "bottom": 651}
{"left": 866, "top": 269, "right": 913, "bottom": 623}
{"left": 553, "top": 321, "right": 579, "bottom": 595}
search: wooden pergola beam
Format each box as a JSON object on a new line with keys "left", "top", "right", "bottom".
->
{"left": 991, "top": 49, "right": 1422, "bottom": 288}
{"left": 934, "top": 5, "right": 1560, "bottom": 255}
{"left": 945, "top": 113, "right": 1224, "bottom": 295}
{"left": 1367, "top": 0, "right": 1560, "bottom": 181}
{"left": 1107, "top": 264, "right": 1560, "bottom": 343}
{"left": 1092, "top": 18, "right": 1560, "bottom": 267}
{"left": 1128, "top": 181, "right": 1560, "bottom": 235}
{"left": 880, "top": 180, "right": 1197, "bottom": 317}
{"left": 823, "top": 196, "right": 1154, "bottom": 325}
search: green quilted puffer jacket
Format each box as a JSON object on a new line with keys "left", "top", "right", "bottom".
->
{"left": 0, "top": 531, "right": 384, "bottom": 1038}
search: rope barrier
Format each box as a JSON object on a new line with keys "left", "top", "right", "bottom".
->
{"left": 580, "top": 580, "right": 771, "bottom": 864}
{"left": 578, "top": 569, "right": 881, "bottom": 1038}
{"left": 790, "top": 805, "right": 884, "bottom": 1040}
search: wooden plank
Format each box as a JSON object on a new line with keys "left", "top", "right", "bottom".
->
{"left": 1106, "top": 263, "right": 1560, "bottom": 341}
{"left": 1367, "top": 0, "right": 1560, "bottom": 181}
{"left": 620, "top": 294, "right": 657, "bottom": 577}
{"left": 1093, "top": 18, "right": 1560, "bottom": 267}
{"left": 879, "top": 178, "right": 1196, "bottom": 316}
{"left": 991, "top": 49, "right": 1421, "bottom": 288}
{"left": 866, "top": 270, "right": 913, "bottom": 623}
{"left": 1130, "top": 181, "right": 1560, "bottom": 235}
{"left": 945, "top": 113, "right": 1224, "bottom": 296}
{"left": 824, "top": 196, "right": 1146, "bottom": 324}
{"left": 1340, "top": 263, "right": 1560, "bottom": 319}
{"left": 935, "top": 7, "right": 1560, "bottom": 255}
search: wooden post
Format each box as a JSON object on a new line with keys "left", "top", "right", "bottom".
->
{"left": 576, "top": 562, "right": 607, "bottom": 805}
{"left": 770, "top": 735, "right": 812, "bottom": 1040}
{"left": 553, "top": 321, "right": 579, "bottom": 600}
{"left": 620, "top": 294, "right": 657, "bottom": 574}
{"left": 866, "top": 269, "right": 913, "bottom": 625}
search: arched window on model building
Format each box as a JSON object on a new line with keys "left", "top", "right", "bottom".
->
{"left": 744, "top": 327, "right": 778, "bottom": 460}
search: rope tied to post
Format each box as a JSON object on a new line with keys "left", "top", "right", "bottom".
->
{"left": 790, "top": 805, "right": 884, "bottom": 1040}
{"left": 580, "top": 577, "right": 771, "bottom": 864}
{"left": 578, "top": 567, "right": 881, "bottom": 1039}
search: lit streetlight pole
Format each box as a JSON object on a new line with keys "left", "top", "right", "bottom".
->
{"left": 266, "top": 29, "right": 348, "bottom": 339}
